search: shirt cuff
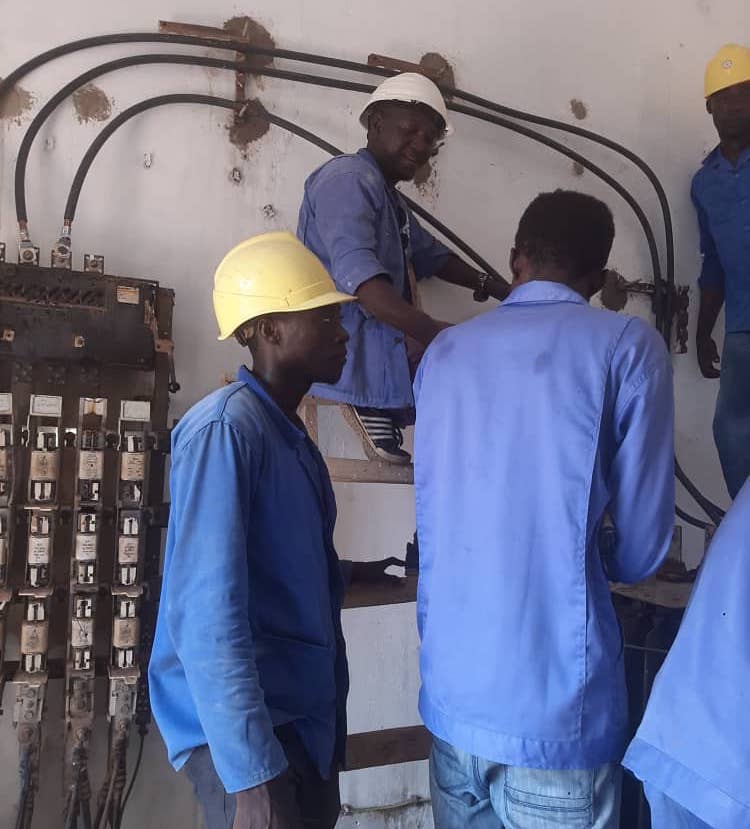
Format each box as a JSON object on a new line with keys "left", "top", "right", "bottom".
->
{"left": 332, "top": 250, "right": 389, "bottom": 294}
{"left": 413, "top": 247, "right": 452, "bottom": 281}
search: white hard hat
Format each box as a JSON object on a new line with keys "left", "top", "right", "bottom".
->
{"left": 359, "top": 72, "right": 453, "bottom": 136}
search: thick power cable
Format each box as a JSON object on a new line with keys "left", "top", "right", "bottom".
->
{"left": 675, "top": 505, "right": 711, "bottom": 530}
{"left": 15, "top": 54, "right": 253, "bottom": 226}
{"left": 5, "top": 35, "right": 720, "bottom": 519}
{"left": 59, "top": 88, "right": 720, "bottom": 526}
{"left": 64, "top": 95, "right": 238, "bottom": 220}
{"left": 0, "top": 35, "right": 673, "bottom": 332}
{"left": 59, "top": 91, "right": 502, "bottom": 282}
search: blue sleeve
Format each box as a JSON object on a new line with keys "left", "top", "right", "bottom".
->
{"left": 691, "top": 179, "right": 725, "bottom": 291}
{"left": 605, "top": 325, "right": 675, "bottom": 583}
{"left": 165, "top": 422, "right": 287, "bottom": 793}
{"left": 307, "top": 171, "right": 390, "bottom": 294}
{"left": 408, "top": 210, "right": 452, "bottom": 280}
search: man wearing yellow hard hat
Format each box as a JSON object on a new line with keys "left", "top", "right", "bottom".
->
{"left": 149, "top": 232, "right": 403, "bottom": 829}
{"left": 693, "top": 44, "right": 750, "bottom": 499}
{"left": 298, "top": 73, "right": 508, "bottom": 463}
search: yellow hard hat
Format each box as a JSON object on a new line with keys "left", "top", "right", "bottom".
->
{"left": 212, "top": 231, "right": 355, "bottom": 340}
{"left": 704, "top": 44, "right": 750, "bottom": 98}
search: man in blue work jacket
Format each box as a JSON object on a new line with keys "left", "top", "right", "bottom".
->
{"left": 624, "top": 479, "right": 750, "bottom": 829}
{"left": 693, "top": 44, "right": 750, "bottom": 498}
{"left": 149, "top": 232, "right": 402, "bottom": 829}
{"left": 298, "top": 72, "right": 507, "bottom": 463}
{"left": 413, "top": 190, "right": 675, "bottom": 828}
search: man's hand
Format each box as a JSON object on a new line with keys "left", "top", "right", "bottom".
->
{"left": 697, "top": 336, "right": 720, "bottom": 379}
{"left": 233, "top": 773, "right": 302, "bottom": 829}
{"left": 350, "top": 557, "right": 405, "bottom": 585}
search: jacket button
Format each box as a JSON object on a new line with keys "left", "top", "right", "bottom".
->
{"left": 394, "top": 336, "right": 403, "bottom": 344}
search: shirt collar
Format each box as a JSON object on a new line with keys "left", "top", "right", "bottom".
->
{"left": 702, "top": 144, "right": 750, "bottom": 170}
{"left": 502, "top": 280, "right": 588, "bottom": 307}
{"left": 357, "top": 148, "right": 398, "bottom": 196}
{"left": 237, "top": 365, "right": 306, "bottom": 446}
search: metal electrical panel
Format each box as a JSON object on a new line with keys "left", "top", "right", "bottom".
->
{"left": 0, "top": 258, "right": 175, "bottom": 827}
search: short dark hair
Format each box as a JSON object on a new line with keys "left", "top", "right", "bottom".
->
{"left": 514, "top": 190, "right": 615, "bottom": 279}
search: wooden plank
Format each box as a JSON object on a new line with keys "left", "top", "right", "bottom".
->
{"left": 159, "top": 19, "right": 240, "bottom": 42}
{"left": 610, "top": 577, "right": 693, "bottom": 610}
{"left": 298, "top": 399, "right": 319, "bottom": 442}
{"left": 344, "top": 575, "right": 418, "bottom": 609}
{"left": 325, "top": 457, "right": 413, "bottom": 485}
{"left": 346, "top": 725, "right": 431, "bottom": 770}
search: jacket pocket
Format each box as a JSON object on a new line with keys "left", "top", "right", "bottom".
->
{"left": 254, "top": 633, "right": 336, "bottom": 718}
{"left": 504, "top": 766, "right": 593, "bottom": 829}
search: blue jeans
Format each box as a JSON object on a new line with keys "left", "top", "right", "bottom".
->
{"left": 430, "top": 737, "right": 621, "bottom": 829}
{"left": 714, "top": 332, "right": 750, "bottom": 498}
{"left": 644, "top": 784, "right": 712, "bottom": 829}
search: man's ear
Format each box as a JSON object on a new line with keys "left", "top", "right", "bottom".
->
{"left": 256, "top": 316, "right": 281, "bottom": 346}
{"left": 509, "top": 247, "right": 523, "bottom": 284}
{"left": 586, "top": 269, "right": 607, "bottom": 300}
{"left": 706, "top": 98, "right": 713, "bottom": 115}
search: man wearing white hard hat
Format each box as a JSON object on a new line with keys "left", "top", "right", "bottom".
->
{"left": 693, "top": 44, "right": 750, "bottom": 498}
{"left": 298, "top": 73, "right": 507, "bottom": 463}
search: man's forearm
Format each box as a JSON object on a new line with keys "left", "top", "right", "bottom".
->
{"left": 356, "top": 276, "right": 448, "bottom": 346}
{"left": 697, "top": 286, "right": 724, "bottom": 341}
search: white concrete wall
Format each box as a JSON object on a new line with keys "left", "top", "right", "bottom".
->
{"left": 1, "top": 0, "right": 747, "bottom": 825}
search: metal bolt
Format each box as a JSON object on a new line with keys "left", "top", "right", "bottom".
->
{"left": 230, "top": 167, "right": 243, "bottom": 184}
{"left": 263, "top": 204, "right": 277, "bottom": 219}
{"left": 143, "top": 152, "right": 153, "bottom": 169}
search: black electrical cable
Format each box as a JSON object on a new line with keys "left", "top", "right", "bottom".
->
{"left": 259, "top": 109, "right": 505, "bottom": 282}
{"left": 56, "top": 64, "right": 664, "bottom": 315}
{"left": 0, "top": 33, "right": 271, "bottom": 100}
{"left": 120, "top": 734, "right": 145, "bottom": 816}
{"left": 0, "top": 29, "right": 721, "bottom": 506}
{"left": 14, "top": 750, "right": 31, "bottom": 829}
{"left": 4, "top": 31, "right": 717, "bottom": 517}
{"left": 232, "top": 67, "right": 669, "bottom": 333}
{"left": 15, "top": 53, "right": 256, "bottom": 226}
{"left": 60, "top": 91, "right": 503, "bottom": 282}
{"left": 64, "top": 94, "right": 238, "bottom": 220}
{"left": 0, "top": 34, "right": 674, "bottom": 339}
{"left": 57, "top": 79, "right": 719, "bottom": 526}
{"left": 0, "top": 37, "right": 671, "bottom": 304}
{"left": 676, "top": 459, "right": 725, "bottom": 523}
{"left": 675, "top": 505, "right": 711, "bottom": 530}
{"left": 2, "top": 35, "right": 671, "bottom": 338}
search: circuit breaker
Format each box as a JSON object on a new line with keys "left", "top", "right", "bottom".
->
{"left": 0, "top": 256, "right": 175, "bottom": 828}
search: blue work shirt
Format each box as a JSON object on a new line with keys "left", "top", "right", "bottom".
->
{"left": 298, "top": 149, "right": 451, "bottom": 409}
{"left": 692, "top": 145, "right": 750, "bottom": 333}
{"left": 149, "top": 367, "right": 349, "bottom": 793}
{"left": 624, "top": 479, "right": 750, "bottom": 829}
{"left": 413, "top": 281, "right": 675, "bottom": 769}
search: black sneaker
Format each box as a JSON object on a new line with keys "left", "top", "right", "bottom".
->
{"left": 352, "top": 406, "right": 412, "bottom": 464}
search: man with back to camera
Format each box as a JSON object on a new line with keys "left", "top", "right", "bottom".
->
{"left": 693, "top": 44, "right": 750, "bottom": 498}
{"left": 298, "top": 72, "right": 507, "bottom": 464}
{"left": 149, "top": 232, "right": 402, "bottom": 829}
{"left": 413, "top": 190, "right": 675, "bottom": 828}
